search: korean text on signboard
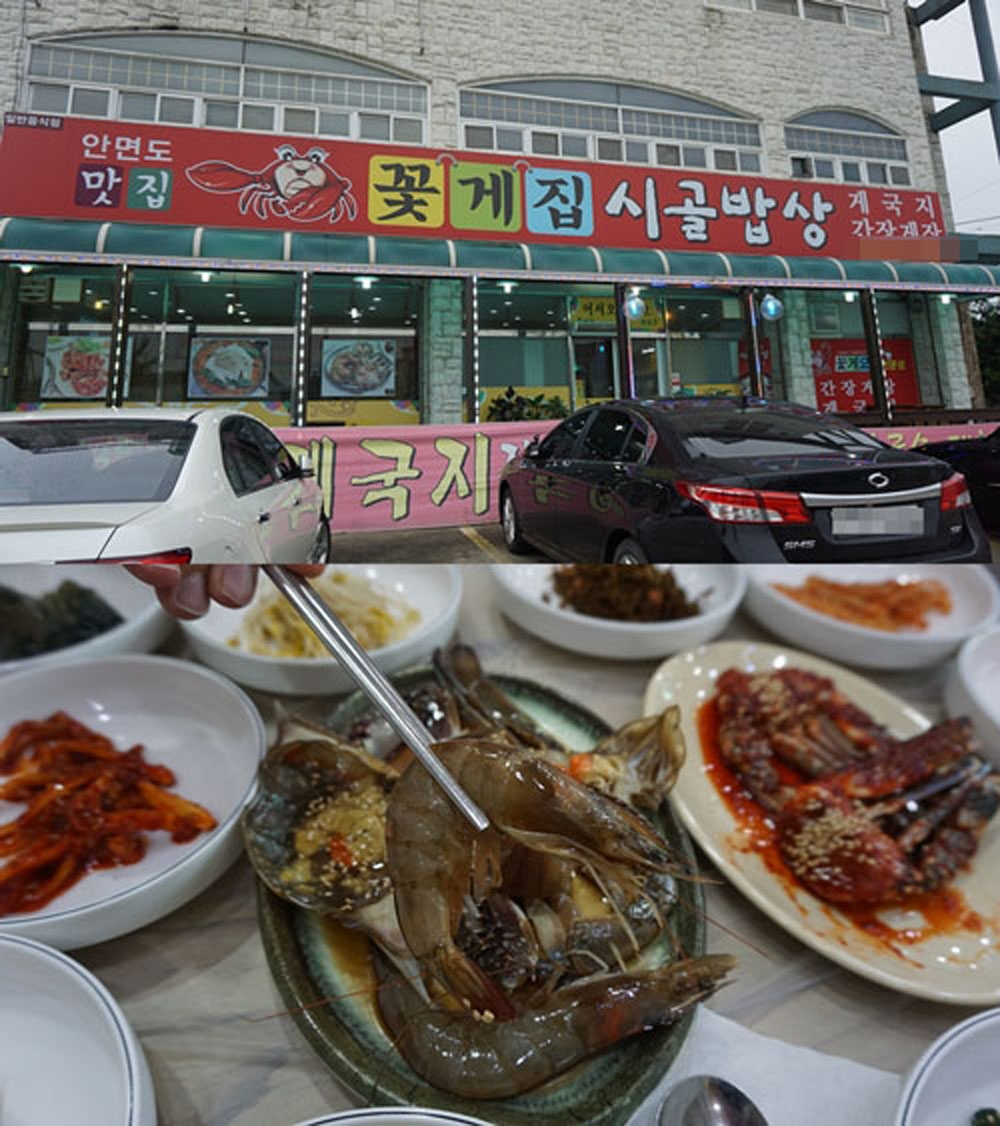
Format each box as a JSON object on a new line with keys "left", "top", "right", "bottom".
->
{"left": 0, "top": 115, "right": 946, "bottom": 259}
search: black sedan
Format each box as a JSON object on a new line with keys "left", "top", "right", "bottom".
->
{"left": 498, "top": 398, "right": 991, "bottom": 563}
{"left": 919, "top": 426, "right": 1000, "bottom": 533}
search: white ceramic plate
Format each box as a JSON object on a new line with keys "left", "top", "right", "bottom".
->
{"left": 0, "top": 654, "right": 266, "bottom": 949}
{"left": 181, "top": 565, "right": 463, "bottom": 696}
{"left": 0, "top": 564, "right": 173, "bottom": 676}
{"left": 294, "top": 1111, "right": 495, "bottom": 1126}
{"left": 742, "top": 563, "right": 1000, "bottom": 670}
{"left": 895, "top": 1008, "right": 1000, "bottom": 1125}
{"left": 644, "top": 640, "right": 1000, "bottom": 1005}
{"left": 0, "top": 933, "right": 156, "bottom": 1126}
{"left": 491, "top": 564, "right": 747, "bottom": 661}
{"left": 946, "top": 625, "right": 1000, "bottom": 766}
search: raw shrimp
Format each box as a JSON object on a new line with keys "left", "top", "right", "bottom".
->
{"left": 433, "top": 643, "right": 685, "bottom": 810}
{"left": 375, "top": 949, "right": 735, "bottom": 1099}
{"left": 433, "top": 644, "right": 566, "bottom": 752}
{"left": 385, "top": 736, "right": 689, "bottom": 1020}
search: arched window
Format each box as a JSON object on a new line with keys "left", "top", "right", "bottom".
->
{"left": 706, "top": 0, "right": 888, "bottom": 34}
{"left": 23, "top": 33, "right": 428, "bottom": 143}
{"left": 785, "top": 110, "right": 910, "bottom": 185}
{"left": 459, "top": 79, "right": 762, "bottom": 173}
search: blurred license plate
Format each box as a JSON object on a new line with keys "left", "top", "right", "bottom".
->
{"left": 831, "top": 504, "right": 924, "bottom": 536}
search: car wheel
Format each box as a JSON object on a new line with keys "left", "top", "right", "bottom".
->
{"left": 501, "top": 489, "right": 531, "bottom": 554}
{"left": 308, "top": 515, "right": 332, "bottom": 564}
{"left": 611, "top": 537, "right": 648, "bottom": 564}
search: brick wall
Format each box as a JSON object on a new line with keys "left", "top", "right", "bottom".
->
{"left": 0, "top": 0, "right": 948, "bottom": 217}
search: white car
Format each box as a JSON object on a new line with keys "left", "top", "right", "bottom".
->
{"left": 0, "top": 407, "right": 329, "bottom": 563}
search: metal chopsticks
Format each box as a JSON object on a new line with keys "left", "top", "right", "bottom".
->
{"left": 262, "top": 564, "right": 489, "bottom": 833}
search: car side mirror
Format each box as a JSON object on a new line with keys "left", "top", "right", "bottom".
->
{"left": 524, "top": 436, "right": 542, "bottom": 459}
{"left": 297, "top": 452, "right": 315, "bottom": 478}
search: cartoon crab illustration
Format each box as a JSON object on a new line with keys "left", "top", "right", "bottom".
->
{"left": 185, "top": 143, "right": 359, "bottom": 224}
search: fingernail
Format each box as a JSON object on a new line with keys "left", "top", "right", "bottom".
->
{"left": 217, "top": 565, "right": 256, "bottom": 606}
{"left": 174, "top": 570, "right": 209, "bottom": 616}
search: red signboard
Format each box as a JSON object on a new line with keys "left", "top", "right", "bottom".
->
{"left": 0, "top": 114, "right": 946, "bottom": 259}
{"left": 811, "top": 337, "right": 919, "bottom": 413}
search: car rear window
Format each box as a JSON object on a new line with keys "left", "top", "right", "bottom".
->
{"left": 0, "top": 420, "right": 195, "bottom": 505}
{"left": 665, "top": 411, "right": 888, "bottom": 461}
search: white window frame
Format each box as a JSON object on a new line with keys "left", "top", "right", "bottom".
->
{"left": 24, "top": 39, "right": 429, "bottom": 145}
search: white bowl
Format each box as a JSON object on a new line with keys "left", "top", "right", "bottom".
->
{"left": 946, "top": 625, "right": 1000, "bottom": 765}
{"left": 0, "top": 934, "right": 156, "bottom": 1126}
{"left": 490, "top": 564, "right": 747, "bottom": 661}
{"left": 181, "top": 565, "right": 463, "bottom": 696}
{"left": 0, "top": 654, "right": 266, "bottom": 949}
{"left": 0, "top": 564, "right": 173, "bottom": 675}
{"left": 895, "top": 1008, "right": 1000, "bottom": 1125}
{"left": 742, "top": 563, "right": 1000, "bottom": 670}
{"left": 294, "top": 1112, "right": 495, "bottom": 1126}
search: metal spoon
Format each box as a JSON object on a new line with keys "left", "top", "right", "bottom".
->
{"left": 658, "top": 1075, "right": 768, "bottom": 1126}
{"left": 262, "top": 564, "right": 489, "bottom": 833}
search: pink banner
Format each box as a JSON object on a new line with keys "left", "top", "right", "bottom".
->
{"left": 276, "top": 420, "right": 998, "bottom": 532}
{"left": 279, "top": 421, "right": 550, "bottom": 531}
{"left": 868, "top": 422, "right": 998, "bottom": 450}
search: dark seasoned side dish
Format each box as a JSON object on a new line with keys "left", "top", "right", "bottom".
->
{"left": 546, "top": 564, "right": 701, "bottom": 623}
{"left": 0, "top": 581, "right": 123, "bottom": 661}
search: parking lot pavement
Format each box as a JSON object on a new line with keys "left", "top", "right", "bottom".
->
{"left": 332, "top": 525, "right": 1000, "bottom": 565}
{"left": 330, "top": 523, "right": 546, "bottom": 563}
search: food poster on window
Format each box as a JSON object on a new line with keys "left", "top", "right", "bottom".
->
{"left": 811, "top": 338, "right": 919, "bottom": 413}
{"left": 321, "top": 339, "right": 396, "bottom": 398}
{"left": 187, "top": 337, "right": 270, "bottom": 399}
{"left": 0, "top": 114, "right": 951, "bottom": 260}
{"left": 40, "top": 334, "right": 135, "bottom": 399}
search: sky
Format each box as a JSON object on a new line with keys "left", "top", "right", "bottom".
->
{"left": 912, "top": 0, "right": 1000, "bottom": 234}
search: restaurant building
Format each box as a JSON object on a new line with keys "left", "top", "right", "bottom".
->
{"left": 0, "top": 1, "right": 997, "bottom": 528}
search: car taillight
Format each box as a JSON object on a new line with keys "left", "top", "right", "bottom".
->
{"left": 676, "top": 481, "right": 810, "bottom": 524}
{"left": 96, "top": 549, "right": 194, "bottom": 564}
{"left": 940, "top": 472, "right": 971, "bottom": 511}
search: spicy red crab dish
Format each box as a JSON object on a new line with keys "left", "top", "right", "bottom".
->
{"left": 700, "top": 666, "right": 1000, "bottom": 923}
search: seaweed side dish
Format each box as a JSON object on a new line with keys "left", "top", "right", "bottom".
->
{"left": 0, "top": 581, "right": 124, "bottom": 661}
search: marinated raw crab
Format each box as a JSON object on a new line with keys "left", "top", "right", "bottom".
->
{"left": 714, "top": 667, "right": 1000, "bottom": 905}
{"left": 242, "top": 643, "right": 733, "bottom": 1099}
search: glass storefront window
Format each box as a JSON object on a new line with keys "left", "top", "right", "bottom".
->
{"left": 306, "top": 274, "right": 419, "bottom": 425}
{"left": 479, "top": 280, "right": 573, "bottom": 414}
{"left": 874, "top": 291, "right": 949, "bottom": 411}
{"left": 1, "top": 263, "right": 118, "bottom": 409}
{"left": 624, "top": 289, "right": 744, "bottom": 399}
{"left": 804, "top": 288, "right": 877, "bottom": 413}
{"left": 126, "top": 268, "right": 296, "bottom": 406}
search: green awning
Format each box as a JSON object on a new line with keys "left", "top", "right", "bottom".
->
{"left": 290, "top": 232, "right": 370, "bottom": 264}
{"left": 103, "top": 223, "right": 196, "bottom": 256}
{"left": 725, "top": 253, "right": 789, "bottom": 279}
{"left": 2, "top": 217, "right": 998, "bottom": 291}
{"left": 665, "top": 250, "right": 729, "bottom": 277}
{"left": 374, "top": 236, "right": 451, "bottom": 267}
{"left": 201, "top": 228, "right": 285, "bottom": 261}
{"left": 785, "top": 256, "right": 844, "bottom": 280}
{"left": 1, "top": 217, "right": 105, "bottom": 252}
{"left": 528, "top": 243, "right": 601, "bottom": 271}
{"left": 841, "top": 259, "right": 898, "bottom": 283}
{"left": 599, "top": 247, "right": 668, "bottom": 274}
{"left": 943, "top": 262, "right": 997, "bottom": 286}
{"left": 453, "top": 239, "right": 525, "bottom": 270}
{"left": 894, "top": 261, "right": 949, "bottom": 284}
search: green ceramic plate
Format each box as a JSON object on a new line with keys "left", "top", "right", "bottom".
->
{"left": 256, "top": 668, "right": 706, "bottom": 1125}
